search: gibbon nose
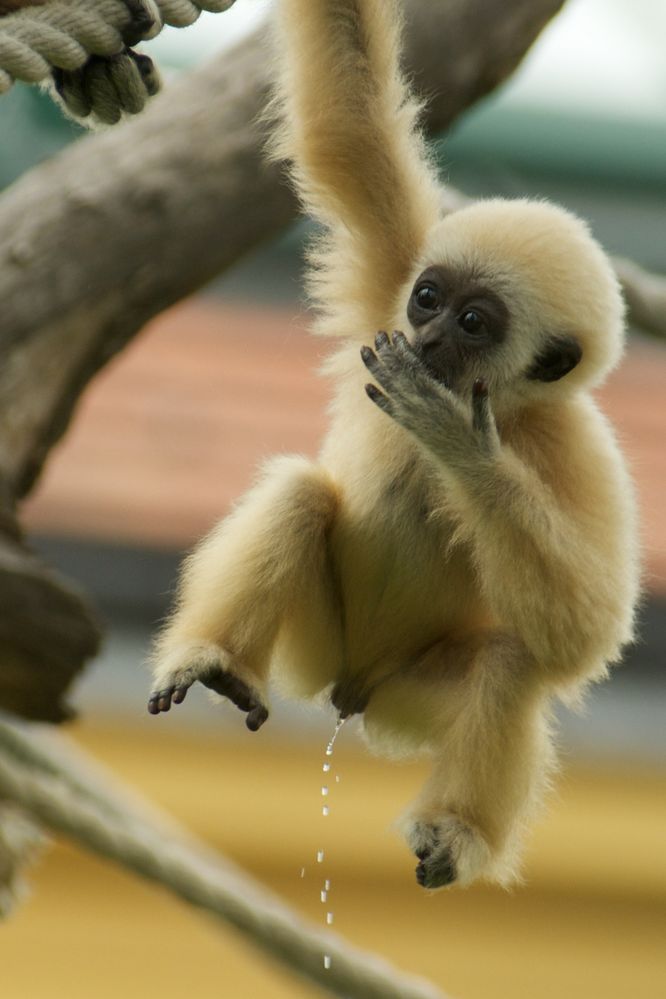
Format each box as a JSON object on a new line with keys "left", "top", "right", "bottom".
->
{"left": 416, "top": 318, "right": 450, "bottom": 353}
{"left": 414, "top": 325, "right": 456, "bottom": 386}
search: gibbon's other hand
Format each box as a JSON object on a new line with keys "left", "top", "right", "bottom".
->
{"left": 52, "top": 49, "right": 160, "bottom": 125}
{"left": 361, "top": 331, "right": 499, "bottom": 458}
{"left": 148, "top": 668, "right": 269, "bottom": 731}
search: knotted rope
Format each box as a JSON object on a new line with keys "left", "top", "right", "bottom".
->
{"left": 0, "top": 716, "right": 448, "bottom": 999}
{"left": 0, "top": 1, "right": 238, "bottom": 123}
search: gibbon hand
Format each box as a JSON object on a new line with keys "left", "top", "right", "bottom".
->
{"left": 362, "top": 331, "right": 500, "bottom": 461}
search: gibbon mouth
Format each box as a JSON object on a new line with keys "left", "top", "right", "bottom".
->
{"left": 412, "top": 339, "right": 454, "bottom": 389}
{"left": 423, "top": 358, "right": 453, "bottom": 388}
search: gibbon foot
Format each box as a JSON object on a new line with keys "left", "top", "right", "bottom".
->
{"left": 148, "top": 656, "right": 269, "bottom": 731}
{"left": 407, "top": 816, "right": 491, "bottom": 889}
{"left": 410, "top": 821, "right": 456, "bottom": 888}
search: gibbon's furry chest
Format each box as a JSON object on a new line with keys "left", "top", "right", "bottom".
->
{"left": 320, "top": 411, "right": 484, "bottom": 681}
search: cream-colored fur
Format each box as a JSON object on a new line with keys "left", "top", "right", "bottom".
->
{"left": 150, "top": 0, "right": 640, "bottom": 888}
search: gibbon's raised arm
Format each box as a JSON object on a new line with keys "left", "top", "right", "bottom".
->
{"left": 270, "top": 0, "right": 441, "bottom": 334}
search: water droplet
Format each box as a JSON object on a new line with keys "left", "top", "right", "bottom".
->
{"left": 324, "top": 879, "right": 330, "bottom": 890}
{"left": 335, "top": 775, "right": 340, "bottom": 783}
{"left": 320, "top": 890, "right": 328, "bottom": 903}
{"left": 300, "top": 867, "right": 306, "bottom": 878}
{"left": 321, "top": 786, "right": 329, "bottom": 796}
{"left": 322, "top": 805, "right": 329, "bottom": 817}
{"left": 326, "top": 912, "right": 334, "bottom": 925}
{"left": 317, "top": 850, "right": 324, "bottom": 863}
{"left": 324, "top": 954, "right": 332, "bottom": 970}
{"left": 323, "top": 762, "right": 330, "bottom": 773}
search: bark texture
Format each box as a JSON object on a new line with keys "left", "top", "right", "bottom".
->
{"left": 614, "top": 258, "right": 666, "bottom": 340}
{"left": 0, "top": 0, "right": 580, "bottom": 720}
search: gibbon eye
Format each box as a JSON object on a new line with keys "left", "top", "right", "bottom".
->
{"left": 458, "top": 309, "right": 485, "bottom": 334}
{"left": 414, "top": 284, "right": 440, "bottom": 311}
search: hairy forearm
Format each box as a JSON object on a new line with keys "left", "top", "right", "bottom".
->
{"left": 271, "top": 0, "right": 441, "bottom": 331}
{"left": 449, "top": 448, "right": 634, "bottom": 673}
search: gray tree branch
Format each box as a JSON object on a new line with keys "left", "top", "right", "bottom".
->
{"left": 613, "top": 257, "right": 666, "bottom": 340}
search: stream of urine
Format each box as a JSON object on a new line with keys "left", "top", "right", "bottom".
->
{"left": 300, "top": 715, "right": 347, "bottom": 970}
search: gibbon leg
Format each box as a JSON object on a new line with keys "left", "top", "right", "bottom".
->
{"left": 364, "top": 632, "right": 553, "bottom": 887}
{"left": 148, "top": 456, "right": 338, "bottom": 729}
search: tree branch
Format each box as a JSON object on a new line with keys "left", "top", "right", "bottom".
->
{"left": 613, "top": 257, "right": 666, "bottom": 341}
{"left": 0, "top": 545, "right": 99, "bottom": 721}
{"left": 403, "top": 0, "right": 565, "bottom": 125}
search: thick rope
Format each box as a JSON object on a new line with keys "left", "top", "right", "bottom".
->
{"left": 0, "top": 717, "right": 448, "bottom": 999}
{"left": 0, "top": 799, "right": 44, "bottom": 916}
{"left": 0, "top": 1, "right": 238, "bottom": 123}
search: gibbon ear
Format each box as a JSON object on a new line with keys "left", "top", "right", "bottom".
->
{"left": 526, "top": 335, "right": 582, "bottom": 383}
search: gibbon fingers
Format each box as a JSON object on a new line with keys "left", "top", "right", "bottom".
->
{"left": 149, "top": 0, "right": 639, "bottom": 889}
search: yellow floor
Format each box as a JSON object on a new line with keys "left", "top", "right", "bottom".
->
{"left": 2, "top": 720, "right": 665, "bottom": 999}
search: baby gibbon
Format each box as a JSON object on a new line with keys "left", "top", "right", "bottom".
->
{"left": 149, "top": 0, "right": 639, "bottom": 888}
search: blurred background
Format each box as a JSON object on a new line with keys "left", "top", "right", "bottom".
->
{"left": 1, "top": 0, "right": 664, "bottom": 997}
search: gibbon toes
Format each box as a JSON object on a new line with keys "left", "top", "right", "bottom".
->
{"left": 415, "top": 856, "right": 455, "bottom": 888}
{"left": 414, "top": 841, "right": 456, "bottom": 889}
{"left": 408, "top": 816, "right": 491, "bottom": 890}
{"left": 200, "top": 668, "right": 269, "bottom": 731}
{"left": 148, "top": 658, "right": 269, "bottom": 730}
{"left": 245, "top": 704, "right": 269, "bottom": 731}
{"left": 410, "top": 822, "right": 456, "bottom": 888}
{"left": 147, "top": 684, "right": 191, "bottom": 714}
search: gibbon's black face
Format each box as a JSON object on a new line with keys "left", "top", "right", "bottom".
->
{"left": 407, "top": 264, "right": 583, "bottom": 390}
{"left": 407, "top": 265, "right": 509, "bottom": 390}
